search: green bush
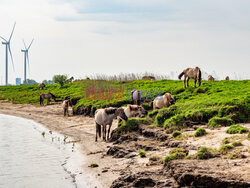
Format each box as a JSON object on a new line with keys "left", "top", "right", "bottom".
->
{"left": 222, "top": 137, "right": 230, "bottom": 144}
{"left": 172, "top": 131, "right": 181, "bottom": 138}
{"left": 196, "top": 146, "right": 216, "bottom": 159}
{"left": 52, "top": 75, "right": 67, "bottom": 87}
{"left": 219, "top": 145, "right": 234, "bottom": 154}
{"left": 163, "top": 148, "right": 188, "bottom": 163}
{"left": 138, "top": 150, "right": 146, "bottom": 158}
{"left": 208, "top": 116, "right": 233, "bottom": 127}
{"left": 194, "top": 127, "right": 206, "bottom": 137}
{"left": 226, "top": 124, "right": 249, "bottom": 134}
{"left": 232, "top": 141, "right": 243, "bottom": 147}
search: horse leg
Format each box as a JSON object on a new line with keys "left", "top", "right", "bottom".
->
{"left": 64, "top": 108, "right": 66, "bottom": 116}
{"left": 194, "top": 78, "right": 197, "bottom": 88}
{"left": 184, "top": 76, "right": 186, "bottom": 88}
{"left": 187, "top": 78, "right": 190, "bottom": 87}
{"left": 107, "top": 124, "right": 112, "bottom": 140}
{"left": 102, "top": 125, "right": 106, "bottom": 141}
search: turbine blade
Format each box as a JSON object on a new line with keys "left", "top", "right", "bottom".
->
{"left": 8, "top": 45, "right": 15, "bottom": 71}
{"left": 27, "top": 52, "right": 30, "bottom": 73}
{"left": 0, "top": 36, "right": 7, "bottom": 42}
{"left": 9, "top": 22, "right": 16, "bottom": 41}
{"left": 27, "top": 39, "right": 34, "bottom": 50}
{"left": 22, "top": 39, "right": 27, "bottom": 49}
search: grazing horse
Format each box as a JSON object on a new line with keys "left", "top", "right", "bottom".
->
{"left": 142, "top": 76, "right": 156, "bottom": 80}
{"left": 40, "top": 93, "right": 57, "bottom": 105}
{"left": 62, "top": 99, "right": 71, "bottom": 116}
{"left": 225, "top": 76, "right": 230, "bottom": 81}
{"left": 153, "top": 93, "right": 175, "bottom": 110}
{"left": 178, "top": 67, "right": 202, "bottom": 88}
{"left": 131, "top": 90, "right": 145, "bottom": 105}
{"left": 208, "top": 75, "right": 215, "bottom": 81}
{"left": 117, "top": 105, "right": 147, "bottom": 126}
{"left": 38, "top": 83, "right": 45, "bottom": 90}
{"left": 66, "top": 76, "right": 74, "bottom": 83}
{"left": 95, "top": 107, "right": 128, "bottom": 141}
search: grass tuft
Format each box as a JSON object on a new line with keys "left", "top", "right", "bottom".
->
{"left": 138, "top": 150, "right": 146, "bottom": 158}
{"left": 194, "top": 127, "right": 206, "bottom": 137}
{"left": 226, "top": 124, "right": 249, "bottom": 134}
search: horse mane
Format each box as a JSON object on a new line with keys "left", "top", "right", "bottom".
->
{"left": 164, "top": 93, "right": 170, "bottom": 101}
{"left": 49, "top": 92, "right": 57, "bottom": 99}
{"left": 105, "top": 108, "right": 117, "bottom": 115}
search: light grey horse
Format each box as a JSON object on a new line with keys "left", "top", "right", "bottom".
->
{"left": 131, "top": 90, "right": 145, "bottom": 105}
{"left": 153, "top": 93, "right": 175, "bottom": 110}
{"left": 117, "top": 105, "right": 147, "bottom": 126}
{"left": 95, "top": 107, "right": 128, "bottom": 141}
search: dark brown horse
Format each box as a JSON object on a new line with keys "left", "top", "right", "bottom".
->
{"left": 38, "top": 83, "right": 45, "bottom": 90}
{"left": 40, "top": 93, "right": 57, "bottom": 105}
{"left": 178, "top": 67, "right": 202, "bottom": 88}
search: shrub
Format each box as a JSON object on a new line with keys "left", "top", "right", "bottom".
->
{"left": 138, "top": 150, "right": 146, "bottom": 158}
{"left": 163, "top": 148, "right": 188, "bottom": 163}
{"left": 163, "top": 114, "right": 185, "bottom": 129}
{"left": 117, "top": 117, "right": 152, "bottom": 133}
{"left": 219, "top": 145, "right": 234, "bottom": 154}
{"left": 222, "top": 137, "right": 230, "bottom": 144}
{"left": 194, "top": 128, "right": 206, "bottom": 137}
{"left": 196, "top": 146, "right": 216, "bottom": 159}
{"left": 226, "top": 124, "right": 249, "bottom": 134}
{"left": 41, "top": 131, "right": 45, "bottom": 137}
{"left": 208, "top": 116, "right": 233, "bottom": 127}
{"left": 232, "top": 141, "right": 243, "bottom": 147}
{"left": 53, "top": 75, "right": 67, "bottom": 87}
{"left": 172, "top": 131, "right": 181, "bottom": 138}
{"left": 155, "top": 107, "right": 176, "bottom": 127}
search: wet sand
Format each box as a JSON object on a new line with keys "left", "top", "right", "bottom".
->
{"left": 0, "top": 102, "right": 122, "bottom": 188}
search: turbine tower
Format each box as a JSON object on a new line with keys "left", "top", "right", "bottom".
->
{"left": 0, "top": 22, "right": 16, "bottom": 86}
{"left": 21, "top": 39, "right": 34, "bottom": 83}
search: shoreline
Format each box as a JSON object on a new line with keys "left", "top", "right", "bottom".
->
{"left": 0, "top": 102, "right": 120, "bottom": 188}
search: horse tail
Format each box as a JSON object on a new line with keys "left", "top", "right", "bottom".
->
{"left": 178, "top": 71, "right": 184, "bottom": 80}
{"left": 198, "top": 68, "right": 201, "bottom": 81}
{"left": 40, "top": 95, "right": 42, "bottom": 105}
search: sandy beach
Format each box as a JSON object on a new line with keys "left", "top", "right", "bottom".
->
{"left": 0, "top": 102, "right": 124, "bottom": 188}
{"left": 1, "top": 101, "right": 249, "bottom": 187}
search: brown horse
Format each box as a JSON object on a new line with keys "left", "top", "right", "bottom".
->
{"left": 178, "top": 67, "right": 202, "bottom": 88}
{"left": 225, "top": 76, "right": 230, "bottom": 81}
{"left": 66, "top": 76, "right": 74, "bottom": 83}
{"left": 208, "top": 75, "right": 215, "bottom": 81}
{"left": 40, "top": 93, "right": 57, "bottom": 105}
{"left": 62, "top": 99, "right": 72, "bottom": 116}
{"left": 38, "top": 83, "right": 45, "bottom": 90}
{"left": 142, "top": 76, "right": 155, "bottom": 80}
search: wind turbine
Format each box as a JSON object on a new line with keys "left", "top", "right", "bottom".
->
{"left": 0, "top": 22, "right": 16, "bottom": 85}
{"left": 21, "top": 39, "right": 34, "bottom": 83}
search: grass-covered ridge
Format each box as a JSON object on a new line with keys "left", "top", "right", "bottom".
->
{"left": 0, "top": 80, "right": 249, "bottom": 128}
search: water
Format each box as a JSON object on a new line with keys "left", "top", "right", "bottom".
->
{"left": 0, "top": 114, "right": 88, "bottom": 188}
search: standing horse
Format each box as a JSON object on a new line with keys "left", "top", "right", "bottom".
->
{"left": 208, "top": 75, "right": 215, "bottom": 81}
{"left": 95, "top": 107, "right": 128, "bottom": 141}
{"left": 66, "top": 76, "right": 74, "bottom": 83}
{"left": 225, "top": 76, "right": 230, "bottom": 81}
{"left": 131, "top": 90, "right": 145, "bottom": 105}
{"left": 40, "top": 93, "right": 57, "bottom": 105}
{"left": 117, "top": 105, "right": 147, "bottom": 126}
{"left": 38, "top": 83, "right": 45, "bottom": 90}
{"left": 153, "top": 93, "right": 175, "bottom": 110}
{"left": 62, "top": 99, "right": 72, "bottom": 116}
{"left": 178, "top": 67, "right": 202, "bottom": 88}
{"left": 142, "top": 76, "right": 156, "bottom": 80}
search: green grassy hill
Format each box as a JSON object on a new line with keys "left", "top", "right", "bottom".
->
{"left": 0, "top": 80, "right": 249, "bottom": 130}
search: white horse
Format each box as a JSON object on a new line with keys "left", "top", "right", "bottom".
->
{"left": 153, "top": 93, "right": 175, "bottom": 110}
{"left": 62, "top": 99, "right": 71, "bottom": 116}
{"left": 95, "top": 107, "right": 128, "bottom": 141}
{"left": 117, "top": 105, "right": 147, "bottom": 126}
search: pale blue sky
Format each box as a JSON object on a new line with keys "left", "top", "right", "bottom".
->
{"left": 0, "top": 0, "right": 249, "bottom": 84}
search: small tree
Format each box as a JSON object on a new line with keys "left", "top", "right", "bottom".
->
{"left": 53, "top": 75, "right": 67, "bottom": 87}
